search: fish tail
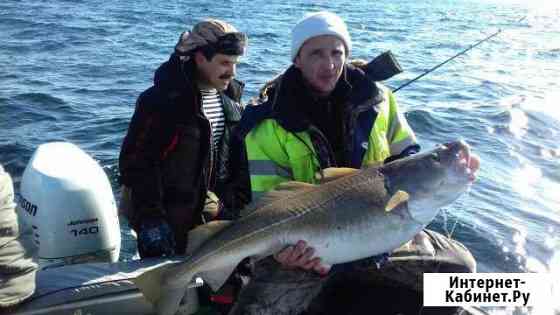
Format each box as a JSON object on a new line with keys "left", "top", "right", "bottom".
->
{"left": 134, "top": 265, "right": 168, "bottom": 304}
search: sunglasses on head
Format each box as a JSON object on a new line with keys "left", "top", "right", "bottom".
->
{"left": 212, "top": 32, "right": 247, "bottom": 55}
{"left": 175, "top": 32, "right": 247, "bottom": 57}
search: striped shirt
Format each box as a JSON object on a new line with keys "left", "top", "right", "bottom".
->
{"left": 200, "top": 89, "right": 225, "bottom": 149}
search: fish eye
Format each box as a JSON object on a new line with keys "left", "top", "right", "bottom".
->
{"left": 430, "top": 153, "right": 440, "bottom": 162}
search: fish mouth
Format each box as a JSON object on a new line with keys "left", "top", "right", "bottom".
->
{"left": 442, "top": 140, "right": 475, "bottom": 184}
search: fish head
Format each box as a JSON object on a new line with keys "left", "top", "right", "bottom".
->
{"left": 380, "top": 140, "right": 475, "bottom": 225}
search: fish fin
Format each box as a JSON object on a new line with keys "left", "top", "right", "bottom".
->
{"left": 135, "top": 263, "right": 196, "bottom": 315}
{"left": 199, "top": 263, "right": 239, "bottom": 291}
{"left": 137, "top": 222, "right": 234, "bottom": 313}
{"left": 363, "top": 161, "right": 383, "bottom": 169}
{"left": 186, "top": 220, "right": 232, "bottom": 255}
{"left": 385, "top": 190, "right": 410, "bottom": 212}
{"left": 315, "top": 167, "right": 359, "bottom": 184}
{"left": 155, "top": 285, "right": 188, "bottom": 315}
{"left": 241, "top": 181, "right": 316, "bottom": 216}
{"left": 276, "top": 181, "right": 316, "bottom": 191}
{"left": 133, "top": 263, "right": 170, "bottom": 304}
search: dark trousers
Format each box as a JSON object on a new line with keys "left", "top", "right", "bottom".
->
{"left": 228, "top": 229, "right": 476, "bottom": 315}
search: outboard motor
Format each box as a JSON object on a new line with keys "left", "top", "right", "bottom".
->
{"left": 17, "top": 142, "right": 120, "bottom": 269}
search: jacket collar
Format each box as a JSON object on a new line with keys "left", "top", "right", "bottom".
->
{"left": 267, "top": 64, "right": 379, "bottom": 132}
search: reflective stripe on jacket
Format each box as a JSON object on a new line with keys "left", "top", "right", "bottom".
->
{"left": 246, "top": 120, "right": 320, "bottom": 198}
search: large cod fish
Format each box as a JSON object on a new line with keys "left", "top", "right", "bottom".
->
{"left": 134, "top": 140, "right": 476, "bottom": 315}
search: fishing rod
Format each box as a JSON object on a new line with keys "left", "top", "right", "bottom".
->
{"left": 392, "top": 16, "right": 527, "bottom": 93}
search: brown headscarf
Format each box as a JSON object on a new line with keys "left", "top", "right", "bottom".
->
{"left": 175, "top": 19, "right": 246, "bottom": 57}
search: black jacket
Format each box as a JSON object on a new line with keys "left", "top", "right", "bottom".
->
{"left": 119, "top": 54, "right": 250, "bottom": 230}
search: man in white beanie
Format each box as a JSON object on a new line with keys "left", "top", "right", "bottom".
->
{"left": 230, "top": 11, "right": 480, "bottom": 315}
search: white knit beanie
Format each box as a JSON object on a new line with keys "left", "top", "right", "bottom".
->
{"left": 291, "top": 11, "right": 352, "bottom": 61}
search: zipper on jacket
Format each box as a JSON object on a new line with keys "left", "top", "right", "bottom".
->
{"left": 307, "top": 125, "right": 338, "bottom": 168}
{"left": 291, "top": 125, "right": 338, "bottom": 177}
{"left": 198, "top": 112, "right": 214, "bottom": 191}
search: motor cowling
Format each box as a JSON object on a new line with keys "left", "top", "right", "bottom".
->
{"left": 17, "top": 142, "right": 120, "bottom": 269}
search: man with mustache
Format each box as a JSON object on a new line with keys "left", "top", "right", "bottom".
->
{"left": 231, "top": 11, "right": 480, "bottom": 314}
{"left": 119, "top": 19, "right": 250, "bottom": 259}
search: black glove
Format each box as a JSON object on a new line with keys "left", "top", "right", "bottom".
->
{"left": 137, "top": 217, "right": 176, "bottom": 258}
